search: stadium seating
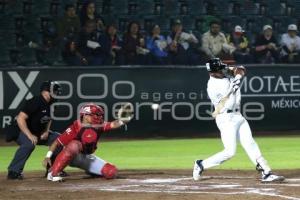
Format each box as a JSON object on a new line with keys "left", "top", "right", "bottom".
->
{"left": 1, "top": 0, "right": 300, "bottom": 66}
{"left": 139, "top": 0, "right": 154, "bottom": 16}
{"left": 111, "top": 0, "right": 127, "bottom": 15}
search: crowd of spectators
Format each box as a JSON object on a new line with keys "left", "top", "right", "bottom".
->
{"left": 26, "top": 1, "right": 300, "bottom": 66}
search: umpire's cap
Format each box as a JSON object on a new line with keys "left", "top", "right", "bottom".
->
{"left": 206, "top": 58, "right": 227, "bottom": 72}
{"left": 40, "top": 80, "right": 62, "bottom": 95}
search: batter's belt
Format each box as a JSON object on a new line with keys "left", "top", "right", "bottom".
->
{"left": 226, "top": 109, "right": 240, "bottom": 113}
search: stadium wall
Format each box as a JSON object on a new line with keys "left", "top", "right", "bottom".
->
{"left": 0, "top": 65, "right": 299, "bottom": 137}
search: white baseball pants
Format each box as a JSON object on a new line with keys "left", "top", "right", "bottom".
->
{"left": 202, "top": 112, "right": 271, "bottom": 174}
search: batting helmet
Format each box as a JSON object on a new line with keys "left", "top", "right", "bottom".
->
{"left": 206, "top": 58, "right": 227, "bottom": 72}
{"left": 79, "top": 103, "right": 104, "bottom": 125}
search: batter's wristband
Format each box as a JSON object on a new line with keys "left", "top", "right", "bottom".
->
{"left": 46, "top": 151, "right": 53, "bottom": 158}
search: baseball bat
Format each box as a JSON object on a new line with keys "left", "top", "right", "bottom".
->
{"left": 211, "top": 89, "right": 233, "bottom": 118}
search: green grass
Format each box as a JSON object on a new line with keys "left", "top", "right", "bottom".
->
{"left": 1, "top": 136, "right": 299, "bottom": 172}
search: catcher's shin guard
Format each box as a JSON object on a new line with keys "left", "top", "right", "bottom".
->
{"left": 101, "top": 163, "right": 117, "bottom": 179}
{"left": 52, "top": 140, "right": 82, "bottom": 176}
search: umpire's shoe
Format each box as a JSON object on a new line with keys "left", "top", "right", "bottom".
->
{"left": 193, "top": 160, "right": 204, "bottom": 181}
{"left": 47, "top": 172, "right": 63, "bottom": 182}
{"left": 7, "top": 171, "right": 23, "bottom": 180}
{"left": 261, "top": 172, "right": 285, "bottom": 183}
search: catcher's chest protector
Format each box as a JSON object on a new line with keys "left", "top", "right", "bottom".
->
{"left": 77, "top": 127, "right": 101, "bottom": 154}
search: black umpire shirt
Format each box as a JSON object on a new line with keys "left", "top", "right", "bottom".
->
{"left": 20, "top": 95, "right": 51, "bottom": 137}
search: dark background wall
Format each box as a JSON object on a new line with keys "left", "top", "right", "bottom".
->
{"left": 0, "top": 65, "right": 300, "bottom": 137}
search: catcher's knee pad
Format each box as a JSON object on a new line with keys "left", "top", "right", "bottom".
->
{"left": 101, "top": 163, "right": 117, "bottom": 179}
{"left": 65, "top": 140, "right": 82, "bottom": 155}
{"left": 51, "top": 141, "right": 81, "bottom": 176}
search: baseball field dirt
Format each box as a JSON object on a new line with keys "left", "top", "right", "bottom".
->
{"left": 1, "top": 169, "right": 300, "bottom": 200}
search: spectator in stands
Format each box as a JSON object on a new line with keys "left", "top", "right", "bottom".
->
{"left": 80, "top": 1, "right": 105, "bottom": 33}
{"left": 31, "top": 27, "right": 59, "bottom": 65}
{"left": 255, "top": 25, "right": 279, "bottom": 64}
{"left": 167, "top": 19, "right": 199, "bottom": 65}
{"left": 227, "top": 25, "right": 253, "bottom": 63}
{"left": 201, "top": 20, "right": 235, "bottom": 60}
{"left": 99, "top": 24, "right": 123, "bottom": 65}
{"left": 56, "top": 4, "right": 80, "bottom": 42}
{"left": 123, "top": 21, "right": 150, "bottom": 65}
{"left": 62, "top": 40, "right": 88, "bottom": 65}
{"left": 280, "top": 24, "right": 300, "bottom": 63}
{"left": 146, "top": 24, "right": 169, "bottom": 65}
{"left": 77, "top": 20, "right": 103, "bottom": 65}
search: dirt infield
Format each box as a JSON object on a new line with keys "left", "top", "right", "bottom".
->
{"left": 1, "top": 170, "right": 300, "bottom": 200}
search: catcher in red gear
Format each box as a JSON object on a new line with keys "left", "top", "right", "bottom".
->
{"left": 43, "top": 103, "right": 132, "bottom": 182}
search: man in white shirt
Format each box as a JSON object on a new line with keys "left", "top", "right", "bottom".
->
{"left": 201, "top": 21, "right": 235, "bottom": 59}
{"left": 280, "top": 24, "right": 300, "bottom": 63}
{"left": 193, "top": 58, "right": 285, "bottom": 183}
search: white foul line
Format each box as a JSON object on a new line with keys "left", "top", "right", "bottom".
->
{"left": 93, "top": 177, "right": 300, "bottom": 200}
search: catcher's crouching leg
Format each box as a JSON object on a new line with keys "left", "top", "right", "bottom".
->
{"left": 51, "top": 140, "right": 82, "bottom": 176}
{"left": 101, "top": 163, "right": 118, "bottom": 179}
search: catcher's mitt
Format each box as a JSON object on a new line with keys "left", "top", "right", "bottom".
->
{"left": 117, "top": 103, "right": 134, "bottom": 123}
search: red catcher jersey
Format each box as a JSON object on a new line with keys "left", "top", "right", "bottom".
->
{"left": 57, "top": 120, "right": 112, "bottom": 146}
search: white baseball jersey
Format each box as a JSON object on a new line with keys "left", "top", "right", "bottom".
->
{"left": 200, "top": 73, "right": 272, "bottom": 176}
{"left": 280, "top": 33, "right": 300, "bottom": 56}
{"left": 207, "top": 75, "right": 241, "bottom": 113}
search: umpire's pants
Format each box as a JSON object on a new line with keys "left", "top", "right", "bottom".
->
{"left": 7, "top": 130, "right": 60, "bottom": 174}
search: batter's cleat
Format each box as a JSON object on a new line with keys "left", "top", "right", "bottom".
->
{"left": 7, "top": 171, "right": 23, "bottom": 180}
{"left": 261, "top": 172, "right": 285, "bottom": 183}
{"left": 193, "top": 160, "right": 204, "bottom": 181}
{"left": 47, "top": 172, "right": 63, "bottom": 182}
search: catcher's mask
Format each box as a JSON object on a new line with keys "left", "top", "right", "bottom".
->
{"left": 206, "top": 58, "right": 227, "bottom": 72}
{"left": 80, "top": 103, "right": 104, "bottom": 125}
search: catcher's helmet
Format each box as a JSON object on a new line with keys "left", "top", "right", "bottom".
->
{"left": 79, "top": 103, "right": 104, "bottom": 124}
{"left": 206, "top": 58, "right": 227, "bottom": 72}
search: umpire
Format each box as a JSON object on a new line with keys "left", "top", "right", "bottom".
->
{"left": 7, "top": 80, "right": 62, "bottom": 180}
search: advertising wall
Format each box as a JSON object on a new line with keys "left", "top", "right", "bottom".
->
{"left": 0, "top": 65, "right": 299, "bottom": 137}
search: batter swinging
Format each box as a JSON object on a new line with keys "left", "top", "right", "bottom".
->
{"left": 193, "top": 58, "right": 285, "bottom": 183}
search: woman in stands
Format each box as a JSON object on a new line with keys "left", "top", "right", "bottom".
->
{"left": 123, "top": 21, "right": 150, "bottom": 65}
{"left": 80, "top": 1, "right": 105, "bottom": 33}
{"left": 99, "top": 24, "right": 123, "bottom": 65}
{"left": 146, "top": 24, "right": 169, "bottom": 65}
